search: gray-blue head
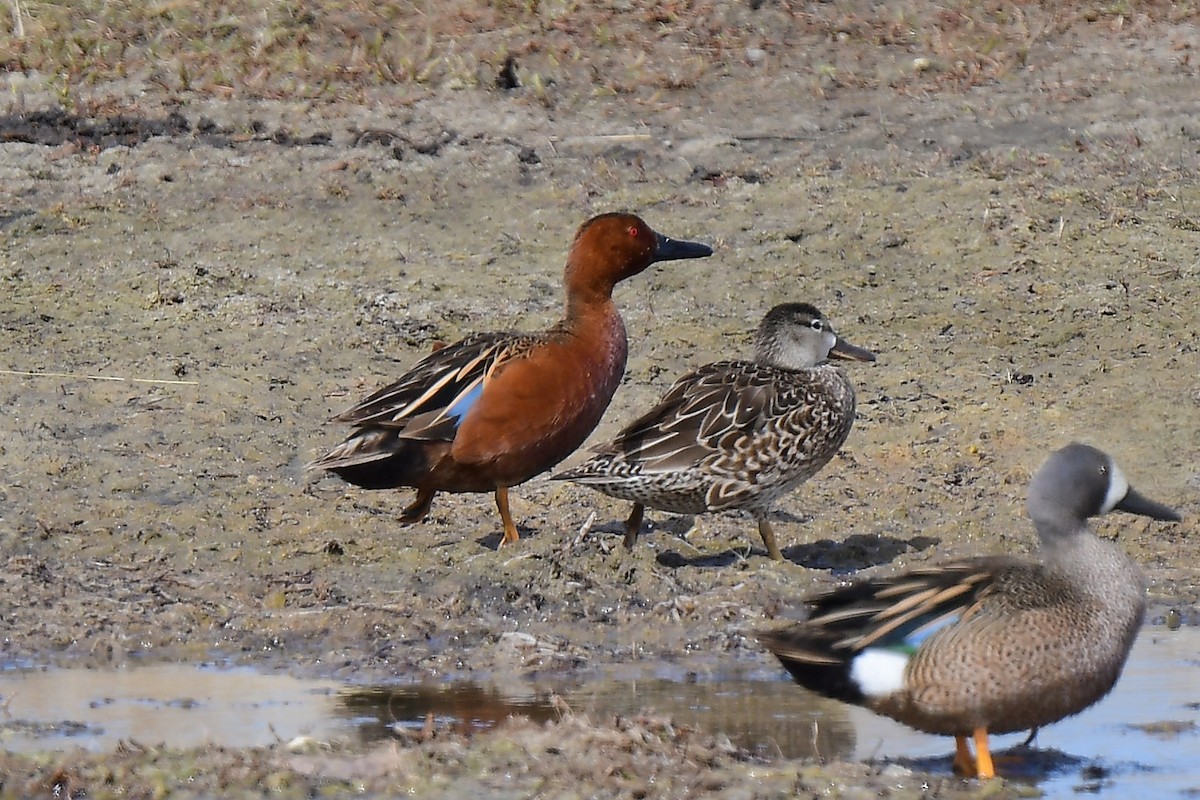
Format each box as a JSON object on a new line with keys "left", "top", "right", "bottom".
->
{"left": 1027, "top": 443, "right": 1180, "bottom": 534}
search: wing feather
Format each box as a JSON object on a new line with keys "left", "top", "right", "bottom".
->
{"left": 331, "top": 331, "right": 540, "bottom": 441}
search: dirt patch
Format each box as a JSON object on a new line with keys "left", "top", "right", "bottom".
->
{"left": 1, "top": 1, "right": 1198, "bottom": 796}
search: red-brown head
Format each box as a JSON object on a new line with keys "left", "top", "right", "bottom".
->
{"left": 563, "top": 213, "right": 712, "bottom": 306}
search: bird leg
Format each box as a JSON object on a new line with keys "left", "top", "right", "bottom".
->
{"left": 495, "top": 486, "right": 520, "bottom": 545}
{"left": 400, "top": 489, "right": 435, "bottom": 523}
{"left": 757, "top": 517, "right": 784, "bottom": 561}
{"left": 952, "top": 735, "right": 976, "bottom": 777}
{"left": 623, "top": 503, "right": 645, "bottom": 549}
{"left": 973, "top": 727, "right": 995, "bottom": 779}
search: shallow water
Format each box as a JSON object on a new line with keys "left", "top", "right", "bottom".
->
{"left": 2, "top": 626, "right": 1197, "bottom": 797}
{"left": 842, "top": 626, "right": 1200, "bottom": 796}
{"left": 0, "top": 664, "right": 342, "bottom": 751}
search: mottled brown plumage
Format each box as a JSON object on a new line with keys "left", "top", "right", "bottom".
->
{"left": 759, "top": 443, "right": 1182, "bottom": 778}
{"left": 554, "top": 303, "right": 874, "bottom": 560}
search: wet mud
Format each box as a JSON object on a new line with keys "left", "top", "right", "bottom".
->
{"left": 1, "top": 6, "right": 1199, "bottom": 798}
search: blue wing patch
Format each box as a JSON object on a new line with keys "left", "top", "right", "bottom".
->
{"left": 892, "top": 611, "right": 961, "bottom": 655}
{"left": 447, "top": 383, "right": 484, "bottom": 426}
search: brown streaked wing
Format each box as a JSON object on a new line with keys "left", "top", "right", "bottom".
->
{"left": 794, "top": 558, "right": 1016, "bottom": 655}
{"left": 601, "top": 361, "right": 784, "bottom": 472}
{"left": 332, "top": 331, "right": 543, "bottom": 439}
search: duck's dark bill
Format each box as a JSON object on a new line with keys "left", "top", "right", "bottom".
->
{"left": 829, "top": 338, "right": 877, "bottom": 363}
{"left": 653, "top": 232, "right": 714, "bottom": 262}
{"left": 1116, "top": 487, "right": 1181, "bottom": 522}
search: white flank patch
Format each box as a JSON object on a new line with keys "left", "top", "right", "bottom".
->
{"left": 850, "top": 649, "right": 908, "bottom": 697}
{"left": 1103, "top": 462, "right": 1130, "bottom": 514}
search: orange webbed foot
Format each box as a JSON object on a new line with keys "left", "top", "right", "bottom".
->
{"left": 952, "top": 730, "right": 996, "bottom": 779}
{"left": 973, "top": 727, "right": 995, "bottom": 779}
{"left": 952, "top": 735, "right": 976, "bottom": 777}
{"left": 400, "top": 489, "right": 436, "bottom": 524}
{"left": 495, "top": 486, "right": 520, "bottom": 546}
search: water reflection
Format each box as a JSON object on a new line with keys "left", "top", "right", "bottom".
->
{"left": 0, "top": 626, "right": 1195, "bottom": 797}
{"left": 844, "top": 626, "right": 1200, "bottom": 796}
{"left": 339, "top": 683, "right": 561, "bottom": 739}
{"left": 336, "top": 677, "right": 856, "bottom": 760}
{"left": 0, "top": 664, "right": 341, "bottom": 751}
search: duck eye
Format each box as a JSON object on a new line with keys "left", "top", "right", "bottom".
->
{"left": 628, "top": 226, "right": 639, "bottom": 238}
{"left": 810, "top": 319, "right": 823, "bottom": 331}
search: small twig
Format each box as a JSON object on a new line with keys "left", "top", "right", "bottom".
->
{"left": 9, "top": 0, "right": 23, "bottom": 39}
{"left": 549, "top": 693, "right": 573, "bottom": 719}
{"left": 0, "top": 369, "right": 198, "bottom": 386}
{"left": 549, "top": 134, "right": 653, "bottom": 144}
{"left": 733, "top": 133, "right": 816, "bottom": 143}
{"left": 571, "top": 511, "right": 597, "bottom": 548}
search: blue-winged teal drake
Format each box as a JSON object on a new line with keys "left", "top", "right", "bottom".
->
{"left": 553, "top": 302, "right": 875, "bottom": 561}
{"left": 311, "top": 213, "right": 713, "bottom": 545}
{"left": 759, "top": 443, "right": 1181, "bottom": 778}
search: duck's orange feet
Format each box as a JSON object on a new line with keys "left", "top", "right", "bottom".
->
{"left": 952, "top": 735, "right": 976, "bottom": 777}
{"left": 973, "top": 727, "right": 995, "bottom": 779}
{"left": 951, "top": 730, "right": 995, "bottom": 779}
{"left": 495, "top": 486, "right": 520, "bottom": 546}
{"left": 400, "top": 489, "right": 435, "bottom": 524}
{"left": 623, "top": 503, "right": 645, "bottom": 549}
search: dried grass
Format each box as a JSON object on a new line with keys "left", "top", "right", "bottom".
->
{"left": 2, "top": 1, "right": 1192, "bottom": 104}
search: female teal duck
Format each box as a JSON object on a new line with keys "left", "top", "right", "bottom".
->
{"left": 553, "top": 302, "right": 875, "bottom": 560}
{"left": 759, "top": 443, "right": 1181, "bottom": 778}
{"left": 311, "top": 213, "right": 712, "bottom": 546}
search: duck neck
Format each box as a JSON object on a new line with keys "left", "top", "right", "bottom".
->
{"left": 564, "top": 286, "right": 615, "bottom": 322}
{"left": 559, "top": 278, "right": 626, "bottom": 345}
{"left": 563, "top": 257, "right": 618, "bottom": 311}
{"left": 1037, "top": 521, "right": 1145, "bottom": 602}
{"left": 550, "top": 291, "right": 628, "bottom": 402}
{"left": 566, "top": 296, "right": 623, "bottom": 339}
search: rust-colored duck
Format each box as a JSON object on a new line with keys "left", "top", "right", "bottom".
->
{"left": 311, "top": 213, "right": 712, "bottom": 545}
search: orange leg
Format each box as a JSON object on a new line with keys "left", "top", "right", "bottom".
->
{"left": 623, "top": 503, "right": 645, "bottom": 549}
{"left": 758, "top": 517, "right": 784, "bottom": 561}
{"left": 400, "top": 488, "right": 435, "bottom": 523}
{"left": 952, "top": 735, "right": 976, "bottom": 777}
{"left": 495, "top": 486, "right": 520, "bottom": 545}
{"left": 973, "top": 727, "right": 995, "bottom": 779}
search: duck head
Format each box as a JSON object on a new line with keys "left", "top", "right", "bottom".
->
{"left": 755, "top": 302, "right": 876, "bottom": 370}
{"left": 563, "top": 213, "right": 712, "bottom": 303}
{"left": 1027, "top": 443, "right": 1181, "bottom": 535}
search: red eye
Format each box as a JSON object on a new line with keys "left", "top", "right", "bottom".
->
{"left": 628, "top": 226, "right": 639, "bottom": 238}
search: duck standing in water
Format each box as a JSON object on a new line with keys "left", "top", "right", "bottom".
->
{"left": 554, "top": 302, "right": 875, "bottom": 561}
{"left": 311, "top": 213, "right": 713, "bottom": 545}
{"left": 759, "top": 443, "right": 1181, "bottom": 778}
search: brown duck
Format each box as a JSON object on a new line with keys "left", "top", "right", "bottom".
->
{"left": 759, "top": 443, "right": 1181, "bottom": 778}
{"left": 553, "top": 302, "right": 874, "bottom": 560}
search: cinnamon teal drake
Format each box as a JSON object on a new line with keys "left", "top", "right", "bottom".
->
{"left": 758, "top": 443, "right": 1181, "bottom": 779}
{"left": 311, "top": 213, "right": 712, "bottom": 546}
{"left": 552, "top": 302, "right": 875, "bottom": 561}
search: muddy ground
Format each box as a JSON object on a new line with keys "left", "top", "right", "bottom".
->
{"left": 1, "top": 3, "right": 1199, "bottom": 797}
